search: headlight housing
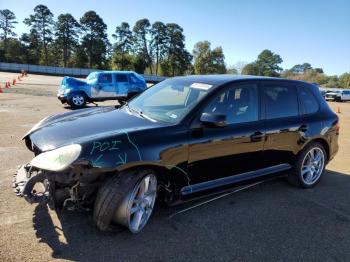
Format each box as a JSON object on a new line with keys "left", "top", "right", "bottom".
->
{"left": 30, "top": 144, "right": 82, "bottom": 171}
{"left": 64, "top": 88, "right": 71, "bottom": 94}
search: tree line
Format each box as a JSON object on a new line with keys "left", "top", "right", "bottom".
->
{"left": 0, "top": 5, "right": 225, "bottom": 76}
{"left": 0, "top": 5, "right": 349, "bottom": 87}
{"left": 241, "top": 49, "right": 350, "bottom": 88}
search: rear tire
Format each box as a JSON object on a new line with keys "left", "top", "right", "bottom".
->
{"left": 287, "top": 142, "right": 327, "bottom": 188}
{"left": 93, "top": 169, "right": 157, "bottom": 233}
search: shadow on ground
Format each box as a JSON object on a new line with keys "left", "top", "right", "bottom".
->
{"left": 32, "top": 170, "right": 350, "bottom": 261}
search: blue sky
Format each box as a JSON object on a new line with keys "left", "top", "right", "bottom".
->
{"left": 1, "top": 0, "right": 349, "bottom": 75}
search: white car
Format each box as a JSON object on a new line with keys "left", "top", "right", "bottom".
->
{"left": 325, "top": 90, "right": 350, "bottom": 102}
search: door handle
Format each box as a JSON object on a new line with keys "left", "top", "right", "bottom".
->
{"left": 298, "top": 124, "right": 308, "bottom": 132}
{"left": 250, "top": 131, "right": 265, "bottom": 142}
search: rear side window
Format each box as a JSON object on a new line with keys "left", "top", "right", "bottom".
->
{"left": 99, "top": 74, "right": 112, "bottom": 83}
{"left": 298, "top": 86, "right": 319, "bottom": 115}
{"left": 263, "top": 84, "right": 298, "bottom": 119}
{"left": 116, "top": 74, "right": 128, "bottom": 83}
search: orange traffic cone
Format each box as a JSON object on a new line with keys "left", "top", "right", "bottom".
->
{"left": 5, "top": 82, "right": 8, "bottom": 88}
{"left": 0, "top": 86, "right": 2, "bottom": 93}
{"left": 337, "top": 106, "right": 341, "bottom": 114}
{"left": 7, "top": 81, "right": 10, "bottom": 87}
{"left": 12, "top": 79, "right": 16, "bottom": 85}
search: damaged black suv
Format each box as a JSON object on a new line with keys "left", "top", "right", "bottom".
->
{"left": 14, "top": 75, "right": 339, "bottom": 233}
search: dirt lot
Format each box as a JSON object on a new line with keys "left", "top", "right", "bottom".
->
{"left": 0, "top": 72, "right": 349, "bottom": 261}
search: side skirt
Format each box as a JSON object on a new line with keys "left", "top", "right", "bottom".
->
{"left": 180, "top": 164, "right": 291, "bottom": 196}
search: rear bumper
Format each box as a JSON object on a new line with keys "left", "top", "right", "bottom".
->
{"left": 12, "top": 165, "right": 48, "bottom": 203}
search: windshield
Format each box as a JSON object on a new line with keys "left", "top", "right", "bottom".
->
{"left": 128, "top": 78, "right": 213, "bottom": 124}
{"left": 86, "top": 72, "right": 98, "bottom": 84}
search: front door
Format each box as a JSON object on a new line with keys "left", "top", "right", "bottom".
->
{"left": 91, "top": 73, "right": 116, "bottom": 98}
{"left": 186, "top": 82, "right": 265, "bottom": 195}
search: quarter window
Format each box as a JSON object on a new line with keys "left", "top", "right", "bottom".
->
{"left": 264, "top": 84, "right": 298, "bottom": 119}
{"left": 116, "top": 74, "right": 128, "bottom": 83}
{"left": 298, "top": 86, "right": 319, "bottom": 114}
{"left": 203, "top": 84, "right": 259, "bottom": 124}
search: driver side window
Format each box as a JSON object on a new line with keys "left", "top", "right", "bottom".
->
{"left": 203, "top": 84, "right": 259, "bottom": 125}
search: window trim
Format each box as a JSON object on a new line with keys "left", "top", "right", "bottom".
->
{"left": 99, "top": 73, "right": 113, "bottom": 84}
{"left": 197, "top": 81, "right": 261, "bottom": 127}
{"left": 261, "top": 82, "right": 300, "bottom": 121}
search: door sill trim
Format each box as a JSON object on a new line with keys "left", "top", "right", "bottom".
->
{"left": 181, "top": 164, "right": 291, "bottom": 196}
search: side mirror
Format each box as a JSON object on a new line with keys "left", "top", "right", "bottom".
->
{"left": 200, "top": 113, "right": 227, "bottom": 128}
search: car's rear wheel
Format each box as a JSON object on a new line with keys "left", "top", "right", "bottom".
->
{"left": 287, "top": 142, "right": 326, "bottom": 188}
{"left": 69, "top": 93, "right": 86, "bottom": 108}
{"left": 93, "top": 169, "right": 157, "bottom": 233}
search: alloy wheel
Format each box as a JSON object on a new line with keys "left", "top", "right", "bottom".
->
{"left": 72, "top": 95, "right": 85, "bottom": 106}
{"left": 300, "top": 147, "right": 325, "bottom": 185}
{"left": 114, "top": 174, "right": 157, "bottom": 233}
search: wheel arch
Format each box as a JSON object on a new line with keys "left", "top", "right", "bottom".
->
{"left": 303, "top": 137, "right": 330, "bottom": 162}
{"left": 111, "top": 163, "right": 186, "bottom": 203}
{"left": 67, "top": 90, "right": 89, "bottom": 101}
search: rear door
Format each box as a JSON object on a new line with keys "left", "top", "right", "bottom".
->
{"left": 262, "top": 82, "right": 303, "bottom": 168}
{"left": 115, "top": 73, "right": 129, "bottom": 97}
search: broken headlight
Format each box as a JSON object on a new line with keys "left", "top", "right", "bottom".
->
{"left": 30, "top": 144, "right": 82, "bottom": 171}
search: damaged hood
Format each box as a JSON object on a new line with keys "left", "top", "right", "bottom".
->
{"left": 24, "top": 106, "right": 162, "bottom": 152}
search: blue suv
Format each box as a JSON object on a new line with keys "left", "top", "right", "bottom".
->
{"left": 57, "top": 71, "right": 147, "bottom": 108}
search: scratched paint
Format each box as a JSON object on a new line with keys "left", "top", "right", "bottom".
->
{"left": 90, "top": 140, "right": 122, "bottom": 155}
{"left": 89, "top": 132, "right": 141, "bottom": 167}
{"left": 166, "top": 165, "right": 192, "bottom": 193}
{"left": 88, "top": 133, "right": 192, "bottom": 192}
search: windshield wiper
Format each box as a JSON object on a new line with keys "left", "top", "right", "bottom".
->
{"left": 125, "top": 103, "right": 157, "bottom": 122}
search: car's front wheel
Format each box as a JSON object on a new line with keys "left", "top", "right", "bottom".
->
{"left": 93, "top": 169, "right": 157, "bottom": 233}
{"left": 69, "top": 93, "right": 86, "bottom": 108}
{"left": 287, "top": 142, "right": 326, "bottom": 188}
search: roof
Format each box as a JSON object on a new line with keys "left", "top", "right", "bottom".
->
{"left": 172, "top": 74, "right": 306, "bottom": 86}
{"left": 100, "top": 71, "right": 136, "bottom": 74}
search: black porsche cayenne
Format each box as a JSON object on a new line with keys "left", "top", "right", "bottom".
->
{"left": 14, "top": 75, "right": 339, "bottom": 233}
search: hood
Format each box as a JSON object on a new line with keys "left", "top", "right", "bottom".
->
{"left": 25, "top": 106, "right": 163, "bottom": 152}
{"left": 61, "top": 76, "right": 87, "bottom": 89}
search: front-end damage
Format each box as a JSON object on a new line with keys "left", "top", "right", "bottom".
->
{"left": 13, "top": 160, "right": 108, "bottom": 210}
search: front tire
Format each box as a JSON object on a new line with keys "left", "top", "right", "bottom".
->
{"left": 287, "top": 142, "right": 326, "bottom": 188}
{"left": 93, "top": 169, "right": 157, "bottom": 233}
{"left": 68, "top": 93, "right": 86, "bottom": 108}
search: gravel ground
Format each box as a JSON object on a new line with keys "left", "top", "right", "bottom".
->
{"left": 0, "top": 72, "right": 349, "bottom": 261}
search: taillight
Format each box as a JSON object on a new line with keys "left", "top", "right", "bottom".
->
{"left": 336, "top": 122, "right": 340, "bottom": 135}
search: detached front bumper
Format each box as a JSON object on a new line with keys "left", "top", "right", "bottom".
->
{"left": 12, "top": 165, "right": 48, "bottom": 203}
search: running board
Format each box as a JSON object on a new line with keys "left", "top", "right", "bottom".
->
{"left": 181, "top": 164, "right": 291, "bottom": 196}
